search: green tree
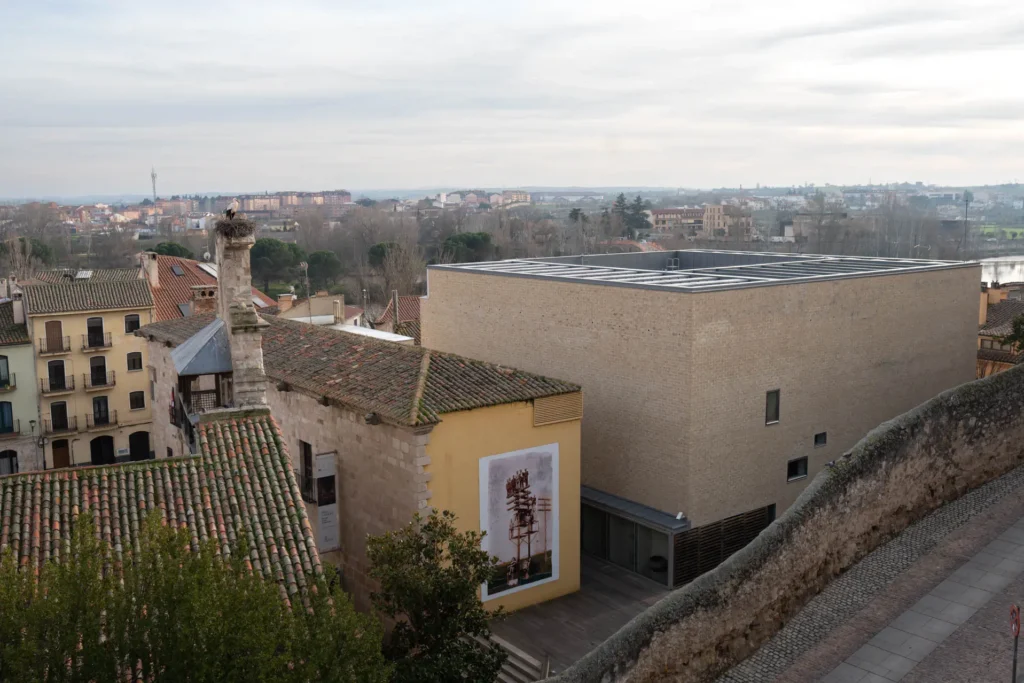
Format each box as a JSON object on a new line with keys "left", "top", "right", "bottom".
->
{"left": 368, "top": 242, "right": 399, "bottom": 269}
{"left": 250, "top": 238, "right": 305, "bottom": 292}
{"left": 625, "top": 195, "right": 650, "bottom": 239}
{"left": 356, "top": 198, "right": 378, "bottom": 208}
{"left": 998, "top": 315, "right": 1024, "bottom": 351}
{"left": 307, "top": 250, "right": 343, "bottom": 291}
{"left": 368, "top": 510, "right": 506, "bottom": 683}
{"left": 441, "top": 232, "right": 494, "bottom": 263}
{"left": 612, "top": 193, "right": 628, "bottom": 225}
{"left": 153, "top": 241, "right": 194, "bottom": 258}
{"left": 0, "top": 513, "right": 388, "bottom": 683}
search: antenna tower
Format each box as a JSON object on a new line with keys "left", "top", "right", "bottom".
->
{"left": 151, "top": 167, "right": 158, "bottom": 203}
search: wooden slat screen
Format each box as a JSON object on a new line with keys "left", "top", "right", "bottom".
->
{"left": 673, "top": 504, "right": 776, "bottom": 587}
{"left": 534, "top": 392, "right": 583, "bottom": 426}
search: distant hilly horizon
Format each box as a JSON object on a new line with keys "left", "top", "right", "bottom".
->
{"left": 3, "top": 182, "right": 1020, "bottom": 206}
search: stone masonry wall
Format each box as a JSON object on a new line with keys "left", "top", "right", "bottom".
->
{"left": 547, "top": 365, "right": 1024, "bottom": 683}
{"left": 265, "top": 385, "right": 429, "bottom": 611}
{"left": 148, "top": 342, "right": 188, "bottom": 459}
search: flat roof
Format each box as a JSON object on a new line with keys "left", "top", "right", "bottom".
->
{"left": 429, "top": 250, "right": 975, "bottom": 293}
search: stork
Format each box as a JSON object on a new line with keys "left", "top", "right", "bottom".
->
{"left": 224, "top": 198, "right": 240, "bottom": 220}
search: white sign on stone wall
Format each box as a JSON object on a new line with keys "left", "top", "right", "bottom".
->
{"left": 314, "top": 451, "right": 340, "bottom": 552}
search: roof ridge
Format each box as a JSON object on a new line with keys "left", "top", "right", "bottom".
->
{"left": 411, "top": 350, "right": 431, "bottom": 424}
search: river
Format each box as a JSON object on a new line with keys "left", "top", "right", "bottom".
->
{"left": 981, "top": 255, "right": 1024, "bottom": 284}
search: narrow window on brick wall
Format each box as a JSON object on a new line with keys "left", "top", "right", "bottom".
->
{"left": 787, "top": 457, "right": 808, "bottom": 481}
{"left": 167, "top": 447, "right": 173, "bottom": 458}
{"left": 814, "top": 431, "right": 827, "bottom": 447}
{"left": 765, "top": 389, "right": 780, "bottom": 424}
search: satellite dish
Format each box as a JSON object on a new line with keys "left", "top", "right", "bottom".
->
{"left": 203, "top": 251, "right": 211, "bottom": 261}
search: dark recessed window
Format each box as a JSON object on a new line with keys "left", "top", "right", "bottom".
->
{"left": 127, "top": 352, "right": 143, "bottom": 372}
{"left": 787, "top": 457, "right": 808, "bottom": 481}
{"left": 814, "top": 432, "right": 827, "bottom": 447}
{"left": 765, "top": 390, "right": 780, "bottom": 424}
{"left": 124, "top": 314, "right": 141, "bottom": 333}
{"left": 167, "top": 447, "right": 173, "bottom": 458}
{"left": 129, "top": 391, "right": 145, "bottom": 410}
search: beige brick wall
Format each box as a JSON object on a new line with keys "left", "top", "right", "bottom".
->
{"left": 266, "top": 387, "right": 428, "bottom": 611}
{"left": 422, "top": 264, "right": 980, "bottom": 526}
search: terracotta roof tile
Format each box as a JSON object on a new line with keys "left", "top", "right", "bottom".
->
{"left": 23, "top": 280, "right": 154, "bottom": 315}
{"left": 978, "top": 347, "right": 1023, "bottom": 364}
{"left": 980, "top": 300, "right": 1024, "bottom": 337}
{"left": 151, "top": 255, "right": 274, "bottom": 321}
{"left": 140, "top": 315, "right": 579, "bottom": 426}
{"left": 32, "top": 268, "right": 140, "bottom": 284}
{"left": 394, "top": 319, "right": 421, "bottom": 345}
{"left": 373, "top": 296, "right": 420, "bottom": 326}
{"left": 0, "top": 413, "right": 320, "bottom": 600}
{"left": 0, "top": 302, "right": 29, "bottom": 346}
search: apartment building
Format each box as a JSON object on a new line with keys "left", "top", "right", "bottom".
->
{"left": 703, "top": 203, "right": 753, "bottom": 239}
{"left": 22, "top": 272, "right": 155, "bottom": 468}
{"left": 241, "top": 195, "right": 280, "bottom": 212}
{"left": 138, "top": 219, "right": 583, "bottom": 611}
{"left": 503, "top": 190, "right": 531, "bottom": 204}
{"left": 422, "top": 250, "right": 979, "bottom": 586}
{"left": 322, "top": 190, "right": 352, "bottom": 205}
{"left": 0, "top": 295, "right": 40, "bottom": 473}
{"left": 650, "top": 208, "right": 704, "bottom": 234}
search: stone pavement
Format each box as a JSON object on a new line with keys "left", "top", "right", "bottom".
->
{"left": 719, "top": 463, "right": 1024, "bottom": 683}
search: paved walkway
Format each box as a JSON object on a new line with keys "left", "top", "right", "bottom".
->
{"left": 720, "top": 464, "right": 1024, "bottom": 683}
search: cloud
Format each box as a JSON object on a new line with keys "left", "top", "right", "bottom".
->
{"left": 1, "top": 0, "right": 1023, "bottom": 195}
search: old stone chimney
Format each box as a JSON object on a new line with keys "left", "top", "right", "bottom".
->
{"left": 333, "top": 295, "right": 345, "bottom": 324}
{"left": 277, "top": 293, "right": 294, "bottom": 312}
{"left": 11, "top": 292, "right": 24, "bottom": 325}
{"left": 140, "top": 251, "right": 159, "bottom": 289}
{"left": 190, "top": 284, "right": 218, "bottom": 315}
{"left": 215, "top": 219, "right": 269, "bottom": 407}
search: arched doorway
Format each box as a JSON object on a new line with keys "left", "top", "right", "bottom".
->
{"left": 129, "top": 431, "right": 150, "bottom": 461}
{"left": 0, "top": 449, "right": 16, "bottom": 475}
{"left": 90, "top": 435, "right": 115, "bottom": 466}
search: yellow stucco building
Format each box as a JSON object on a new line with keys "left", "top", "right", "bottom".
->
{"left": 22, "top": 272, "right": 155, "bottom": 468}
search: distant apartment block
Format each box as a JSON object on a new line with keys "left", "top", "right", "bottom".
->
{"left": 703, "top": 203, "right": 752, "bottom": 238}
{"left": 322, "top": 190, "right": 352, "bottom": 205}
{"left": 651, "top": 208, "right": 704, "bottom": 234}
{"left": 502, "top": 190, "right": 531, "bottom": 204}
{"left": 423, "top": 250, "right": 979, "bottom": 587}
{"left": 242, "top": 195, "right": 280, "bottom": 212}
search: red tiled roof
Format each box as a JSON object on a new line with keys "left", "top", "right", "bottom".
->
{"left": 139, "top": 315, "right": 579, "bottom": 426}
{"left": 31, "top": 268, "right": 140, "bottom": 284}
{"left": 0, "top": 413, "right": 321, "bottom": 600}
{"left": 151, "top": 255, "right": 274, "bottom": 321}
{"left": 978, "top": 347, "right": 1023, "bottom": 365}
{"left": 980, "top": 300, "right": 1024, "bottom": 337}
{"left": 373, "top": 296, "right": 420, "bottom": 326}
{"left": 0, "top": 302, "right": 29, "bottom": 346}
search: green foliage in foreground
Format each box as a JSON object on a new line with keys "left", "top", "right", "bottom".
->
{"left": 368, "top": 510, "right": 506, "bottom": 683}
{"left": 0, "top": 513, "right": 389, "bottom": 683}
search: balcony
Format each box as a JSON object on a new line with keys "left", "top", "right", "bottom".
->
{"left": 44, "top": 416, "right": 78, "bottom": 434}
{"left": 0, "top": 419, "right": 19, "bottom": 438}
{"left": 83, "top": 371, "right": 116, "bottom": 391}
{"left": 0, "top": 374, "right": 15, "bottom": 392}
{"left": 86, "top": 410, "right": 118, "bottom": 430}
{"left": 38, "top": 336, "right": 71, "bottom": 355}
{"left": 81, "top": 332, "right": 113, "bottom": 351}
{"left": 40, "top": 376, "right": 75, "bottom": 396}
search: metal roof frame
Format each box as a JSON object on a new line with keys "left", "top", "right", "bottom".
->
{"left": 431, "top": 250, "right": 973, "bottom": 293}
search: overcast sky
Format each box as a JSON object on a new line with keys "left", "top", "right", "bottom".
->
{"left": 2, "top": 0, "right": 1023, "bottom": 197}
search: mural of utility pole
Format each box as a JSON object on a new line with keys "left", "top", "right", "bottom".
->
{"left": 506, "top": 468, "right": 538, "bottom": 587}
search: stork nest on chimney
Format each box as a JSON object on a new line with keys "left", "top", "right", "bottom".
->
{"left": 215, "top": 218, "right": 256, "bottom": 238}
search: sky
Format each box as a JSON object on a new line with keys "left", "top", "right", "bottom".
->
{"left": 2, "top": 0, "right": 1023, "bottom": 197}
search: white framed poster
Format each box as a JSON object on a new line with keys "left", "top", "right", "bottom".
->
{"left": 479, "top": 443, "right": 559, "bottom": 601}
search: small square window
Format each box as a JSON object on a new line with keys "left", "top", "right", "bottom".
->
{"left": 814, "top": 432, "right": 827, "bottom": 447}
{"left": 124, "top": 314, "right": 141, "bottom": 333}
{"left": 129, "top": 391, "right": 145, "bottom": 410}
{"left": 787, "top": 457, "right": 808, "bottom": 481}
{"left": 127, "top": 352, "right": 143, "bottom": 372}
{"left": 765, "top": 389, "right": 780, "bottom": 424}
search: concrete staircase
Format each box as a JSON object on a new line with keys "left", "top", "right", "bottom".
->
{"left": 473, "top": 634, "right": 550, "bottom": 683}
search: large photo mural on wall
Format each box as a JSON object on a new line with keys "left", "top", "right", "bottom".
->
{"left": 479, "top": 443, "right": 559, "bottom": 600}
